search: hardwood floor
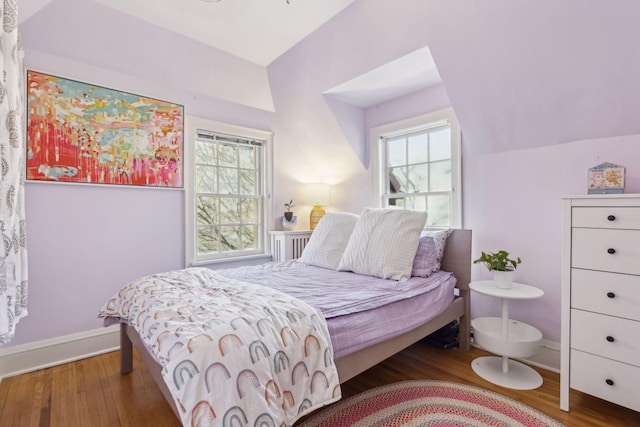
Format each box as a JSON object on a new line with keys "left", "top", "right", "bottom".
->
{"left": 1, "top": 342, "right": 639, "bottom": 426}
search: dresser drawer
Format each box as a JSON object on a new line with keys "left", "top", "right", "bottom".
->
{"left": 572, "top": 207, "right": 640, "bottom": 230}
{"left": 571, "top": 350, "right": 640, "bottom": 412}
{"left": 571, "top": 309, "right": 640, "bottom": 367}
{"left": 571, "top": 269, "right": 640, "bottom": 321}
{"left": 572, "top": 228, "right": 640, "bottom": 275}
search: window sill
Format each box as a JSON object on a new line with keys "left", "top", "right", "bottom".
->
{"left": 190, "top": 253, "right": 272, "bottom": 269}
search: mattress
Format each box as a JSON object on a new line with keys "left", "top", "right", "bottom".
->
{"left": 218, "top": 260, "right": 457, "bottom": 359}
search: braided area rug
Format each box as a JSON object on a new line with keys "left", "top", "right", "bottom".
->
{"left": 299, "top": 380, "right": 564, "bottom": 427}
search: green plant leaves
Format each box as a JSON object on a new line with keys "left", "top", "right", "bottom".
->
{"left": 473, "top": 250, "right": 521, "bottom": 271}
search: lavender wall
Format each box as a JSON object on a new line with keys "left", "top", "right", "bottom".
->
{"left": 11, "top": 0, "right": 640, "bottom": 352}
{"left": 268, "top": 0, "right": 640, "bottom": 344}
{"left": 464, "top": 136, "right": 640, "bottom": 342}
{"left": 21, "top": 183, "right": 183, "bottom": 345}
{"left": 11, "top": 5, "right": 274, "bottom": 347}
{"left": 10, "top": 50, "right": 271, "bottom": 347}
{"left": 365, "top": 85, "right": 451, "bottom": 131}
{"left": 266, "top": 0, "right": 436, "bottom": 225}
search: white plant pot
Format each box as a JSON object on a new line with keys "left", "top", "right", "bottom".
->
{"left": 492, "top": 270, "right": 515, "bottom": 289}
{"left": 282, "top": 215, "right": 297, "bottom": 230}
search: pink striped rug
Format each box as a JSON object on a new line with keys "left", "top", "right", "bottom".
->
{"left": 299, "top": 380, "right": 563, "bottom": 426}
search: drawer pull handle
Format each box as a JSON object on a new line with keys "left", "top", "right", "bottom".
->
{"left": 607, "top": 292, "right": 616, "bottom": 298}
{"left": 607, "top": 248, "right": 616, "bottom": 254}
{"left": 606, "top": 336, "right": 615, "bottom": 342}
{"left": 606, "top": 379, "right": 615, "bottom": 386}
{"left": 607, "top": 215, "right": 616, "bottom": 221}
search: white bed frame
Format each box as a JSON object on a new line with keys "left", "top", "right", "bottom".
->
{"left": 120, "top": 229, "right": 472, "bottom": 418}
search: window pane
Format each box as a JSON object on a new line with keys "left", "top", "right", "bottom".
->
{"left": 220, "top": 198, "right": 240, "bottom": 224}
{"left": 429, "top": 160, "right": 452, "bottom": 191}
{"left": 196, "top": 196, "right": 217, "bottom": 225}
{"left": 400, "top": 195, "right": 426, "bottom": 211}
{"left": 408, "top": 132, "right": 428, "bottom": 164}
{"left": 219, "top": 144, "right": 238, "bottom": 167}
{"left": 378, "top": 116, "right": 457, "bottom": 230}
{"left": 239, "top": 169, "right": 256, "bottom": 195}
{"left": 197, "top": 226, "right": 219, "bottom": 254}
{"left": 239, "top": 145, "right": 256, "bottom": 169}
{"left": 192, "top": 130, "right": 266, "bottom": 262}
{"left": 429, "top": 128, "right": 451, "bottom": 162}
{"left": 195, "top": 165, "right": 217, "bottom": 194}
{"left": 220, "top": 225, "right": 240, "bottom": 251}
{"left": 427, "top": 194, "right": 450, "bottom": 227}
{"left": 407, "top": 163, "right": 428, "bottom": 192}
{"left": 241, "top": 198, "right": 258, "bottom": 223}
{"left": 389, "top": 167, "right": 407, "bottom": 193}
{"left": 386, "top": 137, "right": 406, "bottom": 167}
{"left": 196, "top": 141, "right": 217, "bottom": 164}
{"left": 219, "top": 167, "right": 238, "bottom": 194}
{"left": 242, "top": 225, "right": 258, "bottom": 250}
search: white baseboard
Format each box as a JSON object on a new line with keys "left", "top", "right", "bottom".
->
{"left": 0, "top": 326, "right": 560, "bottom": 383}
{"left": 520, "top": 339, "right": 560, "bottom": 373}
{"left": 0, "top": 325, "right": 120, "bottom": 381}
{"left": 472, "top": 338, "right": 560, "bottom": 374}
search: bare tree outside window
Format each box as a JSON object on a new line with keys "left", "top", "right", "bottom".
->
{"left": 195, "top": 132, "right": 263, "bottom": 257}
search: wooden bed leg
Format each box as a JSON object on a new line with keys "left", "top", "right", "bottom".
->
{"left": 459, "top": 315, "right": 470, "bottom": 351}
{"left": 120, "top": 323, "right": 133, "bottom": 375}
{"left": 458, "top": 289, "right": 471, "bottom": 351}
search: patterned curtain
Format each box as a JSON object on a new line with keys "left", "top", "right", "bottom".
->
{"left": 0, "top": 0, "right": 28, "bottom": 344}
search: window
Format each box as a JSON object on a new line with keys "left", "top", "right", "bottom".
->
{"left": 371, "top": 108, "right": 461, "bottom": 228}
{"left": 186, "top": 117, "right": 272, "bottom": 265}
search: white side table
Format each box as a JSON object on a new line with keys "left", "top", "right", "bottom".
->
{"left": 470, "top": 280, "right": 544, "bottom": 390}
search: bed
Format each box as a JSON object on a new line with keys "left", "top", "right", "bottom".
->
{"left": 101, "top": 210, "right": 471, "bottom": 426}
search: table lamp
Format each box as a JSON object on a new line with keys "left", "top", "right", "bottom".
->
{"left": 306, "top": 183, "right": 330, "bottom": 230}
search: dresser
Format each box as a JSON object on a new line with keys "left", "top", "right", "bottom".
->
{"left": 560, "top": 195, "right": 640, "bottom": 412}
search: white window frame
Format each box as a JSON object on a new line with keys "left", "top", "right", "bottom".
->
{"left": 370, "top": 107, "right": 462, "bottom": 228}
{"left": 185, "top": 115, "right": 273, "bottom": 266}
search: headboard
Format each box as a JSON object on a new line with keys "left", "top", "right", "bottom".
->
{"left": 441, "top": 229, "right": 472, "bottom": 292}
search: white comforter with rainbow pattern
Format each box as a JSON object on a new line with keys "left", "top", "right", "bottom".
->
{"left": 98, "top": 267, "right": 341, "bottom": 427}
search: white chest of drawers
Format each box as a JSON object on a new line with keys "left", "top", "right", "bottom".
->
{"left": 560, "top": 195, "right": 640, "bottom": 412}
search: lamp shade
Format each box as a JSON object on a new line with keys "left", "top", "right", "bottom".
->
{"left": 305, "top": 183, "right": 331, "bottom": 206}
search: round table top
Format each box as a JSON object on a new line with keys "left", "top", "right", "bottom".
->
{"left": 469, "top": 280, "right": 544, "bottom": 300}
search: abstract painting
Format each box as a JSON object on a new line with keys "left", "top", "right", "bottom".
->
{"left": 26, "top": 70, "right": 184, "bottom": 188}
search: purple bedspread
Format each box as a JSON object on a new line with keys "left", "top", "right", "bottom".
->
{"left": 219, "top": 260, "right": 453, "bottom": 318}
{"left": 219, "top": 261, "right": 457, "bottom": 359}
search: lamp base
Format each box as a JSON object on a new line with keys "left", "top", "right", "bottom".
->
{"left": 310, "top": 205, "right": 326, "bottom": 230}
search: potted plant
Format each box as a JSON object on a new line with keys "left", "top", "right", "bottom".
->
{"left": 282, "top": 200, "right": 297, "bottom": 230}
{"left": 473, "top": 250, "right": 522, "bottom": 289}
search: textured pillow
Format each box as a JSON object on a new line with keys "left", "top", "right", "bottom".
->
{"left": 412, "top": 229, "right": 452, "bottom": 276}
{"left": 338, "top": 208, "right": 428, "bottom": 281}
{"left": 298, "top": 212, "right": 360, "bottom": 270}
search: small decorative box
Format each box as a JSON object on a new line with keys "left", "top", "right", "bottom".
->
{"left": 588, "top": 162, "right": 625, "bottom": 194}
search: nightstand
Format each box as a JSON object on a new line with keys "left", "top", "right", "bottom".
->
{"left": 269, "top": 230, "right": 312, "bottom": 261}
{"left": 470, "top": 280, "right": 544, "bottom": 390}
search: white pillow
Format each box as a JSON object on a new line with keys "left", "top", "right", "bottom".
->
{"left": 338, "top": 208, "right": 428, "bottom": 281}
{"left": 298, "top": 212, "right": 360, "bottom": 270}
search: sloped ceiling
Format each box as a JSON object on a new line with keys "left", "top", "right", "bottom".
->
{"left": 422, "top": 0, "right": 640, "bottom": 155}
{"left": 323, "top": 47, "right": 442, "bottom": 109}
{"left": 20, "top": 0, "right": 640, "bottom": 156}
